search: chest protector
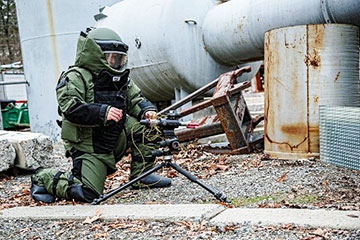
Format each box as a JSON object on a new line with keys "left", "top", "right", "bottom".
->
{"left": 92, "top": 69, "right": 129, "bottom": 153}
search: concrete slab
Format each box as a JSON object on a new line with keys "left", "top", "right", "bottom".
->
{"left": 210, "top": 208, "right": 360, "bottom": 230}
{"left": 0, "top": 138, "right": 16, "bottom": 172}
{"left": 0, "top": 130, "right": 54, "bottom": 170}
{"left": 0, "top": 204, "right": 225, "bottom": 221}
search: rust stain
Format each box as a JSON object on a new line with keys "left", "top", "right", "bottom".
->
{"left": 213, "top": 67, "right": 250, "bottom": 97}
{"left": 265, "top": 134, "right": 308, "bottom": 151}
{"left": 280, "top": 124, "right": 308, "bottom": 135}
{"left": 285, "top": 43, "right": 296, "bottom": 49}
{"left": 46, "top": 0, "right": 60, "bottom": 78}
{"left": 237, "top": 16, "right": 247, "bottom": 31}
{"left": 264, "top": 33, "right": 271, "bottom": 141}
{"left": 334, "top": 72, "right": 341, "bottom": 83}
{"left": 202, "top": 34, "right": 210, "bottom": 54}
{"left": 304, "top": 25, "right": 324, "bottom": 69}
{"left": 309, "top": 127, "right": 319, "bottom": 134}
{"left": 284, "top": 34, "right": 288, "bottom": 48}
{"left": 306, "top": 25, "right": 311, "bottom": 152}
{"left": 265, "top": 32, "right": 270, "bottom": 51}
{"left": 313, "top": 24, "right": 325, "bottom": 48}
{"left": 284, "top": 34, "right": 296, "bottom": 49}
{"left": 233, "top": 94, "right": 242, "bottom": 117}
{"left": 313, "top": 96, "right": 319, "bottom": 103}
{"left": 304, "top": 49, "right": 321, "bottom": 68}
{"left": 292, "top": 72, "right": 298, "bottom": 93}
{"left": 309, "top": 126, "right": 320, "bottom": 153}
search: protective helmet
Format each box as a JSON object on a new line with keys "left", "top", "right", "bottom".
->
{"left": 87, "top": 28, "right": 129, "bottom": 71}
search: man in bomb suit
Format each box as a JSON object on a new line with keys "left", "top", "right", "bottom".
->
{"left": 30, "top": 27, "right": 171, "bottom": 203}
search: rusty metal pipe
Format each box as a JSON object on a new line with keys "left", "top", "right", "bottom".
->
{"left": 158, "top": 67, "right": 251, "bottom": 115}
{"left": 158, "top": 76, "right": 220, "bottom": 115}
{"left": 180, "top": 99, "right": 213, "bottom": 117}
{"left": 180, "top": 81, "right": 251, "bottom": 117}
{"left": 175, "top": 122, "right": 224, "bottom": 142}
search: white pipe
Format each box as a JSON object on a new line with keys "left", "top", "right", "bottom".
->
{"left": 203, "top": 0, "right": 360, "bottom": 65}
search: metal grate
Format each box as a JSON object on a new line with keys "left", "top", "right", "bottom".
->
{"left": 320, "top": 105, "right": 360, "bottom": 171}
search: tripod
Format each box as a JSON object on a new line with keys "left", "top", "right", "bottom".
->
{"left": 91, "top": 113, "right": 230, "bottom": 205}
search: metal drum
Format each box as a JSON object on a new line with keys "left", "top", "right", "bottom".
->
{"left": 264, "top": 24, "right": 360, "bottom": 159}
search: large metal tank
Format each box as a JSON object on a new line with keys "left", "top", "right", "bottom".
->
{"left": 96, "top": 0, "right": 360, "bottom": 101}
{"left": 264, "top": 24, "right": 360, "bottom": 159}
{"left": 15, "top": 0, "right": 120, "bottom": 139}
{"left": 96, "top": 0, "right": 233, "bottom": 101}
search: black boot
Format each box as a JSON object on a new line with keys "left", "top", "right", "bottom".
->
{"left": 30, "top": 184, "right": 55, "bottom": 203}
{"left": 30, "top": 168, "right": 55, "bottom": 203}
{"left": 131, "top": 173, "right": 171, "bottom": 189}
{"left": 67, "top": 184, "right": 99, "bottom": 203}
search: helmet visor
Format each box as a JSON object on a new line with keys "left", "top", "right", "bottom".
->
{"left": 104, "top": 51, "right": 128, "bottom": 70}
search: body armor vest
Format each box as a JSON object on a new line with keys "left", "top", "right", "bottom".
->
{"left": 92, "top": 69, "right": 129, "bottom": 153}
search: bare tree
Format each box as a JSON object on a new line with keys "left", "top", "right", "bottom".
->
{"left": 0, "top": 0, "right": 21, "bottom": 65}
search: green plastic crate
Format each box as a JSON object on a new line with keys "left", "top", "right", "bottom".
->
{"left": 1, "top": 101, "right": 30, "bottom": 129}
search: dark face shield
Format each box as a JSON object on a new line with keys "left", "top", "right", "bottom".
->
{"left": 104, "top": 51, "right": 128, "bottom": 70}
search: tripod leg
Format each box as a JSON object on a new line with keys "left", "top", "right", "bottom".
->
{"left": 91, "top": 163, "right": 164, "bottom": 205}
{"left": 169, "top": 162, "right": 230, "bottom": 203}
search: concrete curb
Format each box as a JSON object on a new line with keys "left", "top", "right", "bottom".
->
{"left": 2, "top": 204, "right": 360, "bottom": 230}
{"left": 0, "top": 204, "right": 225, "bottom": 221}
{"left": 210, "top": 208, "right": 360, "bottom": 230}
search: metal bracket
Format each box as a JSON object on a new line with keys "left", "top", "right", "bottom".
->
{"left": 184, "top": 19, "right": 197, "bottom": 25}
{"left": 94, "top": 6, "right": 108, "bottom": 21}
{"left": 94, "top": 13, "right": 107, "bottom": 21}
{"left": 135, "top": 37, "right": 142, "bottom": 49}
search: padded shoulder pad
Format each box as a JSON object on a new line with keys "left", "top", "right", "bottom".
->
{"left": 65, "top": 67, "right": 93, "bottom": 86}
{"left": 56, "top": 76, "right": 68, "bottom": 90}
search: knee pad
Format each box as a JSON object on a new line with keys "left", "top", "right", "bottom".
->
{"left": 67, "top": 184, "right": 99, "bottom": 203}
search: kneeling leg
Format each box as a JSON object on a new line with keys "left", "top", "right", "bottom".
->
{"left": 31, "top": 153, "right": 108, "bottom": 203}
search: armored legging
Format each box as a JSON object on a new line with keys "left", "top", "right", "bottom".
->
{"left": 32, "top": 115, "right": 161, "bottom": 201}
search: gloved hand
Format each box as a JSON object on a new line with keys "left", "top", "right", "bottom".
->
{"left": 107, "top": 107, "right": 123, "bottom": 122}
{"left": 144, "top": 110, "right": 157, "bottom": 119}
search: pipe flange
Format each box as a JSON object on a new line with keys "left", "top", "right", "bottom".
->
{"left": 320, "top": 0, "right": 335, "bottom": 24}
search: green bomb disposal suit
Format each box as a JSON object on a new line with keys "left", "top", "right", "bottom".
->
{"left": 31, "top": 28, "right": 171, "bottom": 203}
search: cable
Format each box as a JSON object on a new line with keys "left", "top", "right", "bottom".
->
{"left": 129, "top": 123, "right": 165, "bottom": 189}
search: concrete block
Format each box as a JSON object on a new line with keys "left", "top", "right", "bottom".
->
{"left": 0, "top": 138, "right": 16, "bottom": 172}
{"left": 0, "top": 130, "right": 54, "bottom": 170}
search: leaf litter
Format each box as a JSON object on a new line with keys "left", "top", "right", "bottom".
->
{"left": 0, "top": 141, "right": 359, "bottom": 217}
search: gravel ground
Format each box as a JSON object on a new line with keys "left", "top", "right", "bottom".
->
{"left": 114, "top": 155, "right": 360, "bottom": 209}
{"left": 0, "top": 142, "right": 359, "bottom": 239}
{"left": 1, "top": 219, "right": 360, "bottom": 240}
